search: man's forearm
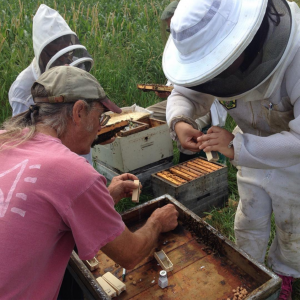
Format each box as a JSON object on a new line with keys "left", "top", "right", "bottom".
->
{"left": 101, "top": 204, "right": 178, "bottom": 270}
{"left": 131, "top": 217, "right": 162, "bottom": 262}
{"left": 101, "top": 218, "right": 162, "bottom": 270}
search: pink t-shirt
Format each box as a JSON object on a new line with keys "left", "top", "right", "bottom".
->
{"left": 0, "top": 132, "right": 125, "bottom": 299}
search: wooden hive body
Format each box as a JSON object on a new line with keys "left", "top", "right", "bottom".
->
{"left": 93, "top": 117, "right": 173, "bottom": 173}
{"left": 69, "top": 194, "right": 281, "bottom": 299}
{"left": 152, "top": 157, "right": 228, "bottom": 217}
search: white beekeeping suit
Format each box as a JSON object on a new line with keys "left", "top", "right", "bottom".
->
{"left": 9, "top": 4, "right": 94, "bottom": 163}
{"left": 164, "top": 0, "right": 300, "bottom": 292}
{"left": 9, "top": 4, "right": 93, "bottom": 115}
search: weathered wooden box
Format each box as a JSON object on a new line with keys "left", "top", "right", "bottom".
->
{"left": 92, "top": 118, "right": 173, "bottom": 173}
{"left": 151, "top": 157, "right": 228, "bottom": 216}
{"left": 94, "top": 159, "right": 173, "bottom": 188}
{"left": 68, "top": 195, "right": 281, "bottom": 300}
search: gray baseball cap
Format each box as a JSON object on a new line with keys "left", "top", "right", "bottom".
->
{"left": 32, "top": 66, "right": 122, "bottom": 113}
{"left": 161, "top": 1, "right": 179, "bottom": 21}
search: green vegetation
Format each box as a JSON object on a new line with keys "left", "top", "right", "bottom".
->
{"left": 0, "top": 0, "right": 170, "bottom": 124}
{"left": 1, "top": 0, "right": 300, "bottom": 298}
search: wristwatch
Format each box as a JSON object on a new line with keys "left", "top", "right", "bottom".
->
{"left": 228, "top": 140, "right": 234, "bottom": 148}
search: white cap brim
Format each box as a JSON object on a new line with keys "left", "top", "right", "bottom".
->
{"left": 163, "top": 0, "right": 268, "bottom": 87}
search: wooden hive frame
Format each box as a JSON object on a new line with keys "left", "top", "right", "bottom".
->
{"left": 137, "top": 83, "right": 174, "bottom": 93}
{"left": 155, "top": 157, "right": 223, "bottom": 186}
{"left": 151, "top": 157, "right": 228, "bottom": 216}
{"left": 118, "top": 120, "right": 149, "bottom": 137}
{"left": 92, "top": 120, "right": 129, "bottom": 145}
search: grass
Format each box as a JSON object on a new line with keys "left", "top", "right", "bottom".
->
{"left": 1, "top": 0, "right": 300, "bottom": 298}
{"left": 204, "top": 196, "right": 238, "bottom": 243}
{"left": 115, "top": 186, "right": 154, "bottom": 213}
{"left": 0, "top": 0, "right": 170, "bottom": 124}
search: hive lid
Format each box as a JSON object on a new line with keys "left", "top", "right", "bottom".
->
{"left": 106, "top": 104, "right": 152, "bottom": 126}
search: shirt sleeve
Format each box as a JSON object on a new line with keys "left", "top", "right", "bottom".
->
{"left": 231, "top": 49, "right": 300, "bottom": 169}
{"left": 166, "top": 85, "right": 216, "bottom": 141}
{"left": 8, "top": 63, "right": 35, "bottom": 116}
{"left": 10, "top": 101, "right": 30, "bottom": 116}
{"left": 63, "top": 177, "right": 125, "bottom": 260}
{"left": 166, "top": 85, "right": 215, "bottom": 126}
{"left": 232, "top": 128, "right": 300, "bottom": 169}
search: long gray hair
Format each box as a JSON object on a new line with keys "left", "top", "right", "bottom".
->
{"left": 0, "top": 83, "right": 96, "bottom": 151}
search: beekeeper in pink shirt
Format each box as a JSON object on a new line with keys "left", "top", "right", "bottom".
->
{"left": 0, "top": 66, "right": 178, "bottom": 299}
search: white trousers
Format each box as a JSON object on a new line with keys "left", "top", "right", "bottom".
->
{"left": 234, "top": 164, "right": 300, "bottom": 277}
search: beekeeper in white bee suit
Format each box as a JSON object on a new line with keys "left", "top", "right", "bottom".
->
{"left": 146, "top": 0, "right": 227, "bottom": 163}
{"left": 8, "top": 4, "right": 94, "bottom": 163}
{"left": 163, "top": 0, "right": 300, "bottom": 299}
